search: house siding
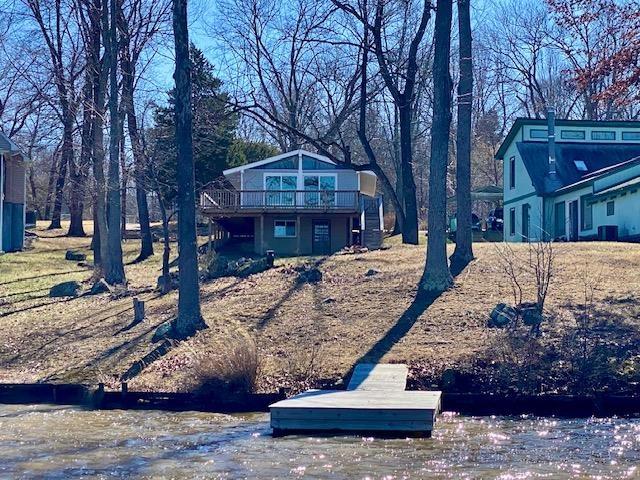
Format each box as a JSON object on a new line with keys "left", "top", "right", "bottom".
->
{"left": 592, "top": 189, "right": 640, "bottom": 239}
{"left": 504, "top": 195, "right": 543, "bottom": 242}
{"left": 254, "top": 214, "right": 352, "bottom": 255}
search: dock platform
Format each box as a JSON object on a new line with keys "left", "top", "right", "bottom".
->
{"left": 270, "top": 363, "right": 441, "bottom": 437}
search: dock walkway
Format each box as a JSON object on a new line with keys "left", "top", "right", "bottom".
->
{"left": 270, "top": 363, "right": 441, "bottom": 437}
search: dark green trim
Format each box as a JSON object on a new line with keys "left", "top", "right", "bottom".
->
{"left": 503, "top": 191, "right": 538, "bottom": 206}
{"left": 495, "top": 118, "right": 640, "bottom": 160}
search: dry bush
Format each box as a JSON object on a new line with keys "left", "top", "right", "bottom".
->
{"left": 186, "top": 336, "right": 260, "bottom": 396}
{"left": 495, "top": 239, "right": 555, "bottom": 312}
{"left": 283, "top": 342, "right": 325, "bottom": 393}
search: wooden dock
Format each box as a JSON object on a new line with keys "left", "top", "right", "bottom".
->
{"left": 270, "top": 363, "right": 441, "bottom": 437}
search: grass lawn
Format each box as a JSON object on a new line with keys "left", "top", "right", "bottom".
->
{"left": 1, "top": 223, "right": 640, "bottom": 395}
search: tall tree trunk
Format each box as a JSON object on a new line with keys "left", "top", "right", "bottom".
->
{"left": 398, "top": 104, "right": 419, "bottom": 245}
{"left": 92, "top": 0, "right": 111, "bottom": 277}
{"left": 117, "top": 8, "right": 154, "bottom": 261}
{"left": 422, "top": 0, "right": 454, "bottom": 293}
{"left": 44, "top": 151, "right": 58, "bottom": 220}
{"left": 68, "top": 76, "right": 95, "bottom": 238}
{"left": 171, "top": 0, "right": 206, "bottom": 338}
{"left": 92, "top": 201, "right": 102, "bottom": 266}
{"left": 450, "top": 0, "right": 474, "bottom": 271}
{"left": 48, "top": 119, "right": 73, "bottom": 229}
{"left": 120, "top": 129, "right": 128, "bottom": 236}
{"left": 104, "top": 0, "right": 126, "bottom": 285}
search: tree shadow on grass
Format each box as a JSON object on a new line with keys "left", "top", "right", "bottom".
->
{"left": 255, "top": 256, "right": 330, "bottom": 330}
{"left": 344, "top": 258, "right": 473, "bottom": 389}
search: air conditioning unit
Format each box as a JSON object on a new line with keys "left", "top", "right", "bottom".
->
{"left": 598, "top": 225, "right": 618, "bottom": 241}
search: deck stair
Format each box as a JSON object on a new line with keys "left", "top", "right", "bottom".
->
{"left": 270, "top": 363, "right": 441, "bottom": 437}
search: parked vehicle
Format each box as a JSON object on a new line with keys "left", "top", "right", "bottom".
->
{"left": 487, "top": 208, "right": 503, "bottom": 231}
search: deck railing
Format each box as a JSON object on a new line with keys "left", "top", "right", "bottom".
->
{"left": 200, "top": 189, "right": 361, "bottom": 211}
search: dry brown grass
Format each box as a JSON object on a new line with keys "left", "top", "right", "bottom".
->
{"left": 1, "top": 225, "right": 640, "bottom": 395}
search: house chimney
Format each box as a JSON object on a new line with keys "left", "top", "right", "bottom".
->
{"left": 547, "top": 107, "right": 557, "bottom": 176}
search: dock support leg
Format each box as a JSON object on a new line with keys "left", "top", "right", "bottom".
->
{"left": 208, "top": 218, "right": 213, "bottom": 255}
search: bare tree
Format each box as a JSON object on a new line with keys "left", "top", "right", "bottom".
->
{"left": 332, "top": 0, "right": 432, "bottom": 245}
{"left": 421, "top": 0, "right": 453, "bottom": 293}
{"left": 118, "top": 0, "right": 171, "bottom": 262}
{"left": 104, "top": 0, "right": 126, "bottom": 284}
{"left": 171, "top": 0, "right": 206, "bottom": 338}
{"left": 25, "top": 0, "right": 84, "bottom": 231}
{"left": 450, "top": 0, "right": 473, "bottom": 271}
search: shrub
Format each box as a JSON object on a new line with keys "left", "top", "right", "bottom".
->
{"left": 187, "top": 337, "right": 260, "bottom": 396}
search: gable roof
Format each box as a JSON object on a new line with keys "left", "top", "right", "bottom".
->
{"left": 495, "top": 118, "right": 640, "bottom": 160}
{"left": 0, "top": 131, "right": 23, "bottom": 155}
{"left": 517, "top": 142, "right": 640, "bottom": 195}
{"left": 223, "top": 149, "right": 335, "bottom": 175}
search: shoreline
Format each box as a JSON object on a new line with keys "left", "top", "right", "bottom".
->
{"left": 1, "top": 383, "right": 639, "bottom": 418}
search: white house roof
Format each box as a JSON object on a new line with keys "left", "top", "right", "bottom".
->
{"left": 223, "top": 149, "right": 335, "bottom": 176}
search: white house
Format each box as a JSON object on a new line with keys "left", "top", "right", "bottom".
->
{"left": 496, "top": 111, "right": 640, "bottom": 242}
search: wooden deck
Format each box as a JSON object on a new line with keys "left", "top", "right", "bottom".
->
{"left": 270, "top": 363, "right": 441, "bottom": 437}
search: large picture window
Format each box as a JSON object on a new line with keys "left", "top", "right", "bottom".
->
{"left": 304, "top": 175, "right": 336, "bottom": 206}
{"left": 265, "top": 175, "right": 297, "bottom": 206}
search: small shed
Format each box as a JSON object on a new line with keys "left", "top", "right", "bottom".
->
{"left": 0, "top": 132, "right": 27, "bottom": 252}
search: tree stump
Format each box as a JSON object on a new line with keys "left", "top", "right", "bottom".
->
{"left": 133, "top": 298, "right": 145, "bottom": 323}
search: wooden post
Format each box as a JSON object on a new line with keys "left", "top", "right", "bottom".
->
{"left": 133, "top": 297, "right": 145, "bottom": 323}
{"left": 296, "top": 215, "right": 301, "bottom": 255}
{"left": 260, "top": 215, "right": 265, "bottom": 255}
{"left": 349, "top": 216, "right": 354, "bottom": 245}
{"left": 207, "top": 218, "right": 213, "bottom": 255}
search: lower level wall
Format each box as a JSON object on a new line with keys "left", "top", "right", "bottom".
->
{"left": 254, "top": 214, "right": 354, "bottom": 256}
{"left": 1, "top": 201, "right": 24, "bottom": 252}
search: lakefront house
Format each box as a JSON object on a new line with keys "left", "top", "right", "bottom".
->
{"left": 0, "top": 132, "right": 26, "bottom": 253}
{"left": 496, "top": 111, "right": 640, "bottom": 242}
{"left": 199, "top": 149, "right": 384, "bottom": 255}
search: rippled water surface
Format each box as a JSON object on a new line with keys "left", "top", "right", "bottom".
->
{"left": 1, "top": 404, "right": 639, "bottom": 479}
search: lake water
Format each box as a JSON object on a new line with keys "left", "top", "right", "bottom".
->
{"left": 0, "top": 404, "right": 639, "bottom": 479}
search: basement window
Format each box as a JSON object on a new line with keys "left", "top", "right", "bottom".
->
{"left": 574, "top": 160, "right": 588, "bottom": 172}
{"left": 274, "top": 220, "right": 297, "bottom": 238}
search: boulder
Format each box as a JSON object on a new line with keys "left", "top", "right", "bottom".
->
{"left": 90, "top": 278, "right": 111, "bottom": 295}
{"left": 205, "top": 254, "right": 229, "bottom": 279}
{"left": 235, "top": 257, "right": 269, "bottom": 278}
{"left": 152, "top": 322, "right": 173, "bottom": 342}
{"left": 365, "top": 268, "right": 381, "bottom": 277}
{"left": 65, "top": 250, "right": 86, "bottom": 261}
{"left": 488, "top": 303, "right": 516, "bottom": 328}
{"left": 49, "top": 281, "right": 81, "bottom": 298}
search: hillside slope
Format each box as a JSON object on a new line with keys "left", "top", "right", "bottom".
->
{"left": 2, "top": 227, "right": 640, "bottom": 395}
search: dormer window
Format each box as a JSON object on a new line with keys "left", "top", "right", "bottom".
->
{"left": 574, "top": 160, "right": 588, "bottom": 172}
{"left": 530, "top": 129, "right": 547, "bottom": 139}
{"left": 561, "top": 130, "right": 586, "bottom": 140}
